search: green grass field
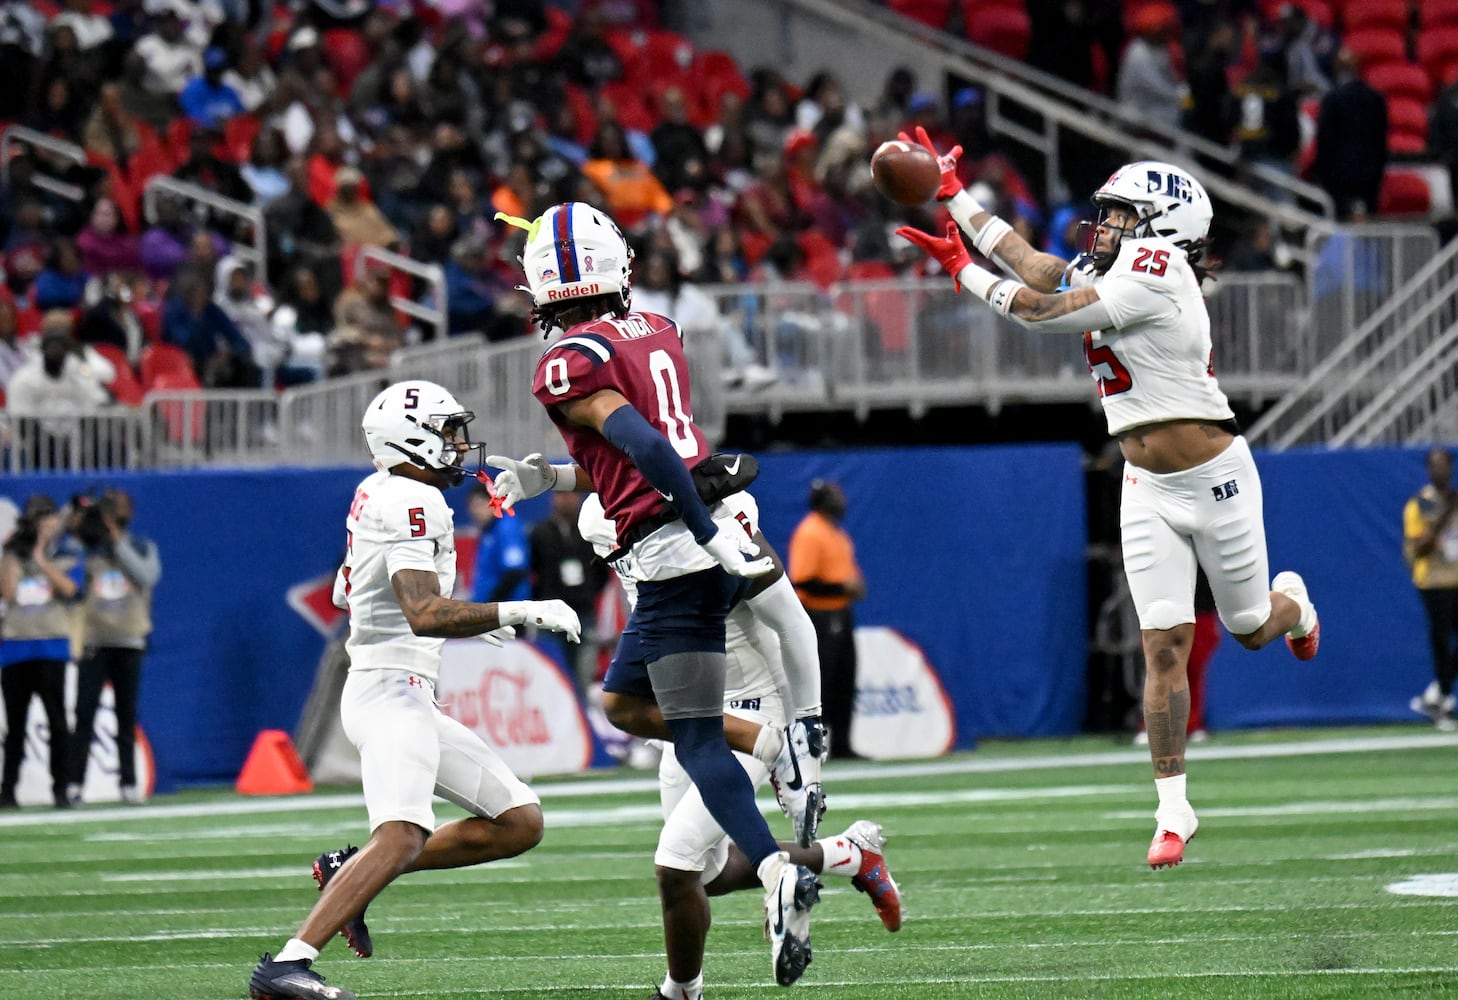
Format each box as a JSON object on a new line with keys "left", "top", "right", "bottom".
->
{"left": 3, "top": 726, "right": 1457, "bottom": 1000}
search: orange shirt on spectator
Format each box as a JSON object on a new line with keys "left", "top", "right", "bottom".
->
{"left": 581, "top": 157, "right": 674, "bottom": 228}
{"left": 788, "top": 510, "right": 861, "bottom": 613}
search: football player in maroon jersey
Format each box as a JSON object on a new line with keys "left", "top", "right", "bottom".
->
{"left": 490, "top": 203, "right": 822, "bottom": 990}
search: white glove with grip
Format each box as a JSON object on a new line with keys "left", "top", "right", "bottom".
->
{"left": 478, "top": 625, "right": 517, "bottom": 647}
{"left": 701, "top": 526, "right": 775, "bottom": 578}
{"left": 498, "top": 599, "right": 582, "bottom": 643}
{"left": 486, "top": 454, "right": 572, "bottom": 510}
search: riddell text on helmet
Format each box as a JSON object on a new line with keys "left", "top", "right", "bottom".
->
{"left": 547, "top": 283, "right": 603, "bottom": 300}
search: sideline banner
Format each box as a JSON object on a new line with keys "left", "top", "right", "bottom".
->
{"left": 0, "top": 666, "right": 155, "bottom": 806}
{"left": 850, "top": 626, "right": 957, "bottom": 759}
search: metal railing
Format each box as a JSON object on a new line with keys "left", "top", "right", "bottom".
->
{"left": 1247, "top": 225, "right": 1454, "bottom": 450}
{"left": 1334, "top": 326, "right": 1458, "bottom": 447}
{"left": 355, "top": 245, "right": 448, "bottom": 342}
{"left": 1, "top": 411, "right": 145, "bottom": 473}
{"left": 2, "top": 269, "right": 1319, "bottom": 471}
{"left": 0, "top": 125, "right": 87, "bottom": 202}
{"left": 144, "top": 176, "right": 267, "bottom": 278}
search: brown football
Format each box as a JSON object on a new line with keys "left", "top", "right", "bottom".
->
{"left": 870, "top": 140, "right": 940, "bottom": 206}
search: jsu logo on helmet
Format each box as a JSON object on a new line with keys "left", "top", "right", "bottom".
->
{"left": 546, "top": 282, "right": 603, "bottom": 300}
{"left": 1146, "top": 169, "right": 1194, "bottom": 203}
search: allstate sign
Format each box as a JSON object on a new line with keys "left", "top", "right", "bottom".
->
{"left": 435, "top": 639, "right": 594, "bottom": 779}
{"left": 849, "top": 626, "right": 956, "bottom": 760}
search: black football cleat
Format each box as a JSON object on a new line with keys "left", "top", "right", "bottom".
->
{"left": 312, "top": 845, "right": 374, "bottom": 958}
{"left": 248, "top": 953, "right": 355, "bottom": 999}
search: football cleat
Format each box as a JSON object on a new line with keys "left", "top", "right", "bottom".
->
{"left": 843, "top": 820, "right": 903, "bottom": 932}
{"left": 1272, "top": 571, "right": 1319, "bottom": 661}
{"left": 764, "top": 856, "right": 821, "bottom": 986}
{"left": 248, "top": 953, "right": 356, "bottom": 1000}
{"left": 769, "top": 724, "right": 828, "bottom": 848}
{"left": 312, "top": 845, "right": 374, "bottom": 958}
{"left": 1147, "top": 830, "right": 1189, "bottom": 869}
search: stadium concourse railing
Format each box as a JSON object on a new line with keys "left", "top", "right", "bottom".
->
{"left": 1247, "top": 224, "right": 1452, "bottom": 450}
{"left": 355, "top": 244, "right": 448, "bottom": 344}
{"left": 143, "top": 176, "right": 268, "bottom": 280}
{"left": 2, "top": 271, "right": 1310, "bottom": 472}
{"left": 1, "top": 126, "right": 88, "bottom": 203}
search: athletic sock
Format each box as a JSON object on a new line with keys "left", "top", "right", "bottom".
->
{"left": 275, "top": 939, "right": 319, "bottom": 964}
{"left": 757, "top": 850, "right": 789, "bottom": 891}
{"left": 750, "top": 724, "right": 786, "bottom": 771}
{"left": 658, "top": 972, "right": 704, "bottom": 999}
{"left": 1154, "top": 773, "right": 1187, "bottom": 810}
{"left": 815, "top": 833, "right": 863, "bottom": 878}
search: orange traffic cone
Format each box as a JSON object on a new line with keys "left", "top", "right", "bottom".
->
{"left": 236, "top": 729, "right": 315, "bottom": 795}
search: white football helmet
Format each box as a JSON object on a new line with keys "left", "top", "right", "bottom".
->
{"left": 517, "top": 202, "right": 633, "bottom": 327}
{"left": 361, "top": 379, "right": 482, "bottom": 485}
{"left": 1092, "top": 161, "right": 1213, "bottom": 248}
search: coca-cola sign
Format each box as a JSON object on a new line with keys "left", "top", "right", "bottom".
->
{"left": 435, "top": 639, "right": 593, "bottom": 779}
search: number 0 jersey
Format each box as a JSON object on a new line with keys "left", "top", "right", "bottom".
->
{"left": 1069, "top": 236, "right": 1234, "bottom": 436}
{"left": 340, "top": 469, "right": 457, "bottom": 680}
{"left": 531, "top": 311, "right": 711, "bottom": 548}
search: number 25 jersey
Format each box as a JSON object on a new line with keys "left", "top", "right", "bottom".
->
{"left": 532, "top": 311, "right": 710, "bottom": 548}
{"left": 1069, "top": 236, "right": 1234, "bottom": 436}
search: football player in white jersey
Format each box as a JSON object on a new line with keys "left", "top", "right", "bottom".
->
{"left": 249, "top": 380, "right": 582, "bottom": 1000}
{"left": 895, "top": 131, "right": 1320, "bottom": 871}
{"left": 578, "top": 490, "right": 902, "bottom": 1000}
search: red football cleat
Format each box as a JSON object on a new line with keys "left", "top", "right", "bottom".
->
{"left": 1287, "top": 618, "right": 1320, "bottom": 661}
{"left": 1147, "top": 830, "right": 1188, "bottom": 870}
{"left": 844, "top": 821, "right": 903, "bottom": 932}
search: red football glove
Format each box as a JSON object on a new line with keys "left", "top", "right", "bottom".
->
{"left": 898, "top": 125, "right": 963, "bottom": 200}
{"left": 895, "top": 222, "right": 973, "bottom": 290}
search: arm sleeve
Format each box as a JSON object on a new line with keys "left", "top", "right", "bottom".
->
{"left": 114, "top": 536, "right": 162, "bottom": 589}
{"left": 600, "top": 405, "right": 717, "bottom": 543}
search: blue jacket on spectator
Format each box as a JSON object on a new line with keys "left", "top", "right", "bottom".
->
{"left": 162, "top": 296, "right": 251, "bottom": 374}
{"left": 470, "top": 514, "right": 530, "bottom": 604}
{"left": 178, "top": 77, "right": 244, "bottom": 130}
{"left": 33, "top": 268, "right": 88, "bottom": 310}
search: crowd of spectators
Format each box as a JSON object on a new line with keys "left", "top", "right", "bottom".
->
{"left": 0, "top": 0, "right": 1437, "bottom": 419}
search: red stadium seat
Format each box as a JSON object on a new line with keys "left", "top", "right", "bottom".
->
{"left": 141, "top": 342, "right": 198, "bottom": 388}
{"left": 1387, "top": 96, "right": 1430, "bottom": 140}
{"left": 965, "top": 6, "right": 1033, "bottom": 60}
{"left": 1343, "top": 0, "right": 1411, "bottom": 32}
{"left": 798, "top": 231, "right": 843, "bottom": 290}
{"left": 1344, "top": 27, "right": 1409, "bottom": 67}
{"left": 127, "top": 142, "right": 177, "bottom": 191}
{"left": 1364, "top": 61, "right": 1434, "bottom": 102}
{"left": 888, "top": 0, "right": 953, "bottom": 30}
{"left": 599, "top": 81, "right": 657, "bottom": 133}
{"left": 223, "top": 115, "right": 262, "bottom": 164}
{"left": 91, "top": 343, "right": 146, "bottom": 407}
{"left": 1387, "top": 130, "right": 1427, "bottom": 153}
{"left": 627, "top": 30, "right": 695, "bottom": 87}
{"left": 1418, "top": 26, "right": 1458, "bottom": 80}
{"left": 1378, "top": 170, "right": 1433, "bottom": 214}
{"left": 1422, "top": 0, "right": 1458, "bottom": 28}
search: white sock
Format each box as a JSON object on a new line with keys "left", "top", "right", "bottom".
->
{"left": 274, "top": 938, "right": 319, "bottom": 963}
{"left": 757, "top": 850, "right": 789, "bottom": 891}
{"left": 746, "top": 576, "right": 823, "bottom": 717}
{"left": 1155, "top": 773, "right": 1188, "bottom": 810}
{"left": 815, "top": 833, "right": 863, "bottom": 878}
{"left": 658, "top": 972, "right": 704, "bottom": 1000}
{"left": 751, "top": 724, "right": 786, "bottom": 771}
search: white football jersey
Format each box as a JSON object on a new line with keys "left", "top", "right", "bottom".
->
{"left": 341, "top": 469, "right": 457, "bottom": 680}
{"left": 578, "top": 490, "right": 785, "bottom": 715}
{"left": 1069, "top": 236, "right": 1234, "bottom": 435}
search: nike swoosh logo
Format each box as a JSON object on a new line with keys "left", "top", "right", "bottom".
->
{"left": 725, "top": 456, "right": 742, "bottom": 475}
{"left": 785, "top": 747, "right": 804, "bottom": 791}
{"left": 773, "top": 892, "right": 785, "bottom": 935}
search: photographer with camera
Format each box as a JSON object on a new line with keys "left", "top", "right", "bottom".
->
{"left": 67, "top": 489, "right": 159, "bottom": 805}
{"left": 0, "top": 494, "right": 84, "bottom": 809}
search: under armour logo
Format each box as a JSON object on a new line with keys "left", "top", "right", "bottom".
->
{"left": 1212, "top": 479, "right": 1239, "bottom": 502}
{"left": 408, "top": 675, "right": 422, "bottom": 687}
{"left": 1125, "top": 473, "right": 1139, "bottom": 486}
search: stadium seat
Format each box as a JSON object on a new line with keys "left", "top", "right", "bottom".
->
{"left": 322, "top": 29, "right": 372, "bottom": 95}
{"left": 965, "top": 6, "right": 1033, "bottom": 60}
{"left": 534, "top": 5, "right": 573, "bottom": 61}
{"left": 798, "top": 231, "right": 844, "bottom": 290}
{"left": 1364, "top": 61, "right": 1433, "bottom": 103}
{"left": 92, "top": 342, "right": 146, "bottom": 407}
{"left": 140, "top": 342, "right": 198, "bottom": 389}
{"left": 1422, "top": 0, "right": 1458, "bottom": 28}
{"left": 627, "top": 30, "right": 695, "bottom": 87}
{"left": 1378, "top": 170, "right": 1433, "bottom": 214}
{"left": 599, "top": 81, "right": 657, "bottom": 133}
{"left": 1418, "top": 26, "right": 1458, "bottom": 81}
{"left": 1342, "top": 0, "right": 1410, "bottom": 32}
{"left": 1388, "top": 130, "right": 1427, "bottom": 153}
{"left": 127, "top": 141, "right": 177, "bottom": 191}
{"left": 223, "top": 115, "right": 262, "bottom": 164}
{"left": 1344, "top": 27, "right": 1409, "bottom": 67}
{"left": 887, "top": 0, "right": 954, "bottom": 30}
{"left": 1387, "top": 96, "right": 1430, "bottom": 141}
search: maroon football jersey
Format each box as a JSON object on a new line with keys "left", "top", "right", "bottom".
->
{"left": 531, "top": 311, "right": 710, "bottom": 545}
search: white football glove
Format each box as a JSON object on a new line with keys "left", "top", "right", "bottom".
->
{"left": 701, "top": 526, "right": 775, "bottom": 578}
{"left": 499, "top": 599, "right": 582, "bottom": 643}
{"left": 478, "top": 625, "right": 517, "bottom": 647}
{"left": 485, "top": 454, "right": 571, "bottom": 511}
